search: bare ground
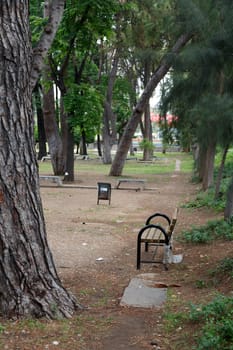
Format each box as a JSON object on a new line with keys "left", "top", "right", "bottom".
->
{"left": 0, "top": 166, "right": 232, "bottom": 349}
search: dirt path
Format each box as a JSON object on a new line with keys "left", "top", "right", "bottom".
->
{"left": 39, "top": 168, "right": 214, "bottom": 349}
{"left": 1, "top": 164, "right": 232, "bottom": 350}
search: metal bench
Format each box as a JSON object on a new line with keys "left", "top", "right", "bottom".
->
{"left": 39, "top": 175, "right": 63, "bottom": 187}
{"left": 137, "top": 208, "right": 179, "bottom": 270}
{"left": 115, "top": 178, "right": 146, "bottom": 190}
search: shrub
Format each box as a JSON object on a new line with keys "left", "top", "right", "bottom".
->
{"left": 180, "top": 219, "right": 233, "bottom": 244}
{"left": 183, "top": 187, "right": 225, "bottom": 211}
{"left": 188, "top": 295, "right": 233, "bottom": 350}
{"left": 211, "top": 257, "right": 233, "bottom": 279}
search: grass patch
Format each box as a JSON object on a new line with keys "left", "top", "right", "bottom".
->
{"left": 163, "top": 290, "right": 188, "bottom": 332}
{"left": 179, "top": 154, "right": 194, "bottom": 172}
{"left": 188, "top": 294, "right": 233, "bottom": 350}
{"left": 0, "top": 323, "right": 5, "bottom": 333}
{"left": 195, "top": 280, "right": 208, "bottom": 289}
{"left": 165, "top": 294, "right": 233, "bottom": 350}
{"left": 0, "top": 313, "right": 114, "bottom": 350}
{"left": 179, "top": 218, "right": 233, "bottom": 244}
{"left": 182, "top": 187, "right": 225, "bottom": 212}
{"left": 39, "top": 152, "right": 193, "bottom": 176}
{"left": 183, "top": 149, "right": 233, "bottom": 212}
{"left": 210, "top": 257, "right": 233, "bottom": 280}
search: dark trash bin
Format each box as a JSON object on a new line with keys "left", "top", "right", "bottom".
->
{"left": 97, "top": 182, "right": 111, "bottom": 205}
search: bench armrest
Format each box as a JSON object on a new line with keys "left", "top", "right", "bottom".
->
{"left": 145, "top": 213, "right": 171, "bottom": 226}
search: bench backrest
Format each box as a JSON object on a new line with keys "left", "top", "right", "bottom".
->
{"left": 167, "top": 207, "right": 179, "bottom": 237}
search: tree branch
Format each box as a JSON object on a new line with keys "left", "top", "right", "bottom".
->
{"left": 59, "top": 4, "right": 91, "bottom": 76}
{"left": 109, "top": 32, "right": 194, "bottom": 176}
{"left": 30, "top": 0, "right": 66, "bottom": 90}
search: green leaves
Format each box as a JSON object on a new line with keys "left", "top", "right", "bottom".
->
{"left": 63, "top": 83, "right": 103, "bottom": 133}
{"left": 180, "top": 218, "right": 233, "bottom": 244}
{"left": 160, "top": 0, "right": 233, "bottom": 155}
{"left": 189, "top": 295, "right": 233, "bottom": 350}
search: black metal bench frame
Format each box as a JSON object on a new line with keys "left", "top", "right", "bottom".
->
{"left": 136, "top": 208, "right": 178, "bottom": 270}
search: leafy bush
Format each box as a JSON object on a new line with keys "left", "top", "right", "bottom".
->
{"left": 180, "top": 219, "right": 233, "bottom": 244}
{"left": 139, "top": 138, "right": 155, "bottom": 152}
{"left": 185, "top": 157, "right": 233, "bottom": 212}
{"left": 214, "top": 157, "right": 233, "bottom": 180}
{"left": 181, "top": 227, "right": 212, "bottom": 243}
{"left": 211, "top": 257, "right": 233, "bottom": 279}
{"left": 188, "top": 295, "right": 233, "bottom": 350}
{"left": 183, "top": 187, "right": 225, "bottom": 211}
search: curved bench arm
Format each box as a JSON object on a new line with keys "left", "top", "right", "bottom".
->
{"left": 145, "top": 213, "right": 171, "bottom": 226}
{"left": 137, "top": 224, "right": 170, "bottom": 270}
{"left": 137, "top": 224, "right": 169, "bottom": 245}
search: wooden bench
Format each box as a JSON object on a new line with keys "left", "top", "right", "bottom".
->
{"left": 136, "top": 208, "right": 179, "bottom": 270}
{"left": 115, "top": 178, "right": 146, "bottom": 190}
{"left": 39, "top": 175, "right": 63, "bottom": 187}
{"left": 40, "top": 155, "right": 51, "bottom": 162}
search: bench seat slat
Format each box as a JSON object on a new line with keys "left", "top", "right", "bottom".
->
{"left": 39, "top": 175, "right": 63, "bottom": 186}
{"left": 115, "top": 178, "right": 146, "bottom": 189}
{"left": 141, "top": 238, "right": 166, "bottom": 244}
{"left": 141, "top": 227, "right": 164, "bottom": 243}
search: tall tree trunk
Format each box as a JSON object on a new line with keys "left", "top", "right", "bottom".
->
{"left": 192, "top": 142, "right": 200, "bottom": 179}
{"left": 102, "top": 53, "right": 119, "bottom": 164}
{"left": 109, "top": 32, "right": 193, "bottom": 176}
{"left": 202, "top": 141, "right": 216, "bottom": 191}
{"left": 102, "top": 123, "right": 114, "bottom": 163}
{"left": 214, "top": 70, "right": 227, "bottom": 198}
{"left": 65, "top": 126, "right": 75, "bottom": 181}
{"left": 215, "top": 144, "right": 229, "bottom": 199}
{"left": 60, "top": 99, "right": 68, "bottom": 167}
{"left": 142, "top": 60, "right": 153, "bottom": 161}
{"left": 42, "top": 83, "right": 65, "bottom": 175}
{"left": 80, "top": 128, "right": 88, "bottom": 156}
{"left": 143, "top": 103, "right": 153, "bottom": 161}
{"left": 34, "top": 84, "right": 47, "bottom": 160}
{"left": 196, "top": 143, "right": 206, "bottom": 181}
{"left": 41, "top": 1, "right": 65, "bottom": 175}
{"left": 60, "top": 105, "right": 74, "bottom": 182}
{"left": 30, "top": 0, "right": 67, "bottom": 90}
{"left": 0, "top": 1, "right": 78, "bottom": 319}
{"left": 224, "top": 175, "right": 233, "bottom": 220}
{"left": 97, "top": 134, "right": 102, "bottom": 157}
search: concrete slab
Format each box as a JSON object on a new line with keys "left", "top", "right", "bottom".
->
{"left": 120, "top": 273, "right": 167, "bottom": 308}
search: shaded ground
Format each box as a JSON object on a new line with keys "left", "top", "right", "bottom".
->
{"left": 0, "top": 162, "right": 232, "bottom": 349}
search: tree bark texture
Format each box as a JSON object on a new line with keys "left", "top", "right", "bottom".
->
{"left": 102, "top": 52, "right": 119, "bottom": 164}
{"left": 143, "top": 103, "right": 153, "bottom": 161}
{"left": 0, "top": 1, "right": 78, "bottom": 318}
{"left": 142, "top": 61, "right": 153, "bottom": 161}
{"left": 224, "top": 175, "right": 233, "bottom": 220}
{"left": 41, "top": 1, "right": 65, "bottom": 175}
{"left": 30, "top": 0, "right": 66, "bottom": 90}
{"left": 195, "top": 143, "right": 206, "bottom": 181}
{"left": 34, "top": 84, "right": 47, "bottom": 160}
{"left": 65, "top": 126, "right": 75, "bottom": 181}
{"left": 97, "top": 134, "right": 102, "bottom": 157}
{"left": 215, "top": 144, "right": 229, "bottom": 200}
{"left": 109, "top": 32, "right": 193, "bottom": 176}
{"left": 42, "top": 83, "right": 65, "bottom": 175}
{"left": 59, "top": 104, "right": 75, "bottom": 182}
{"left": 202, "top": 141, "right": 216, "bottom": 191}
